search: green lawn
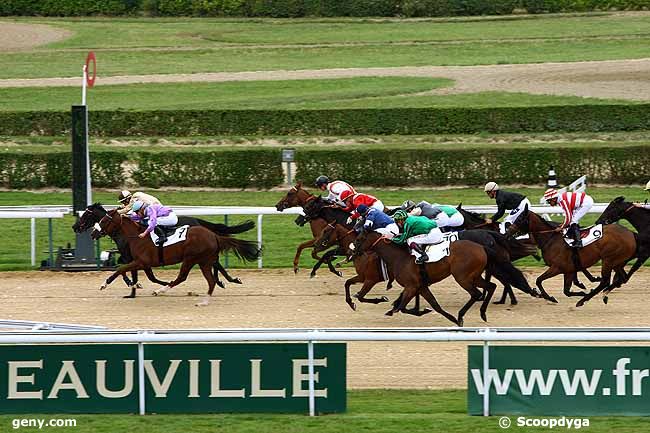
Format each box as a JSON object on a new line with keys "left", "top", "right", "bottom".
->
{"left": 0, "top": 80, "right": 636, "bottom": 111}
{"left": 0, "top": 186, "right": 646, "bottom": 271}
{"left": 0, "top": 389, "right": 648, "bottom": 433}
{"left": 2, "top": 14, "right": 650, "bottom": 79}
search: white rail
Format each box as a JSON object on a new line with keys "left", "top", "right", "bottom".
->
{"left": 1, "top": 327, "right": 649, "bottom": 417}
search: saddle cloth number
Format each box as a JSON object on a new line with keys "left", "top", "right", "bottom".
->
{"left": 562, "top": 224, "right": 603, "bottom": 247}
{"left": 150, "top": 225, "right": 190, "bottom": 247}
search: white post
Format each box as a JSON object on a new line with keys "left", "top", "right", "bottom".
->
{"left": 82, "top": 65, "right": 87, "bottom": 106}
{"left": 482, "top": 340, "right": 490, "bottom": 417}
{"left": 138, "top": 341, "right": 145, "bottom": 415}
{"left": 257, "top": 214, "right": 263, "bottom": 269}
{"left": 82, "top": 64, "right": 92, "bottom": 207}
{"left": 308, "top": 339, "right": 315, "bottom": 416}
{"left": 30, "top": 218, "right": 36, "bottom": 266}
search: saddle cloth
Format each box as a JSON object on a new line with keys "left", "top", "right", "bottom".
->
{"left": 410, "top": 232, "right": 460, "bottom": 263}
{"left": 498, "top": 222, "right": 530, "bottom": 240}
{"left": 149, "top": 225, "right": 190, "bottom": 247}
{"left": 562, "top": 224, "right": 603, "bottom": 247}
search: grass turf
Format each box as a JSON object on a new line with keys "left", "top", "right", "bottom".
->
{"left": 0, "top": 186, "right": 646, "bottom": 271}
{"left": 0, "top": 389, "right": 648, "bottom": 433}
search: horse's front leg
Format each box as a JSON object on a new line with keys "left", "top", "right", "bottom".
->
{"left": 535, "top": 268, "right": 560, "bottom": 303}
{"left": 310, "top": 249, "right": 339, "bottom": 278}
{"left": 293, "top": 239, "right": 316, "bottom": 274}
{"left": 101, "top": 262, "right": 143, "bottom": 291}
{"left": 144, "top": 268, "right": 170, "bottom": 286}
{"left": 564, "top": 272, "right": 587, "bottom": 297}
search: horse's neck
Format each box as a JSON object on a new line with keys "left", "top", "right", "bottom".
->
{"left": 373, "top": 239, "right": 410, "bottom": 269}
{"left": 529, "top": 214, "right": 557, "bottom": 248}
{"left": 463, "top": 212, "right": 485, "bottom": 227}
{"left": 624, "top": 207, "right": 650, "bottom": 231}
{"left": 335, "top": 226, "right": 355, "bottom": 247}
{"left": 321, "top": 207, "right": 348, "bottom": 225}
{"left": 297, "top": 191, "right": 315, "bottom": 207}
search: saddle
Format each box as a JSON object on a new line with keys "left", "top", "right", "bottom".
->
{"left": 562, "top": 224, "right": 603, "bottom": 248}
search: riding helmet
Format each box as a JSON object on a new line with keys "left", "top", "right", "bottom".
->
{"left": 314, "top": 175, "right": 330, "bottom": 187}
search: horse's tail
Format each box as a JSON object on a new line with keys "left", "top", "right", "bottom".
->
{"left": 199, "top": 219, "right": 255, "bottom": 236}
{"left": 483, "top": 245, "right": 533, "bottom": 294}
{"left": 217, "top": 236, "right": 262, "bottom": 262}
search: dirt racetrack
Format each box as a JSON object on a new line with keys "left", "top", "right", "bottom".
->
{"left": 1, "top": 267, "right": 649, "bottom": 389}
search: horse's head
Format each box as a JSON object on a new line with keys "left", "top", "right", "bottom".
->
{"left": 596, "top": 196, "right": 629, "bottom": 225}
{"left": 456, "top": 205, "right": 487, "bottom": 228}
{"left": 313, "top": 222, "right": 338, "bottom": 253}
{"left": 506, "top": 204, "right": 530, "bottom": 238}
{"left": 275, "top": 182, "right": 312, "bottom": 211}
{"left": 91, "top": 209, "right": 122, "bottom": 240}
{"left": 72, "top": 203, "right": 107, "bottom": 233}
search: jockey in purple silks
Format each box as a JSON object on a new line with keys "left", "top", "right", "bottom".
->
{"left": 130, "top": 201, "right": 178, "bottom": 246}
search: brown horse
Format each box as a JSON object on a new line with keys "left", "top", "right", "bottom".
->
{"left": 92, "top": 210, "right": 261, "bottom": 306}
{"left": 275, "top": 183, "right": 349, "bottom": 275}
{"left": 507, "top": 206, "right": 637, "bottom": 307}
{"left": 311, "top": 223, "right": 432, "bottom": 314}
{"left": 352, "top": 230, "right": 501, "bottom": 326}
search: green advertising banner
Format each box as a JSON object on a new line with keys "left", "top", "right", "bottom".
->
{"left": 468, "top": 345, "right": 650, "bottom": 416}
{"left": 0, "top": 343, "right": 346, "bottom": 414}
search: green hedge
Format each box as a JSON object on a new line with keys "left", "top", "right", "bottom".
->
{"left": 2, "top": 105, "right": 650, "bottom": 136}
{"left": 2, "top": 0, "right": 649, "bottom": 16}
{"left": 0, "top": 150, "right": 283, "bottom": 189}
{"left": 295, "top": 145, "right": 650, "bottom": 186}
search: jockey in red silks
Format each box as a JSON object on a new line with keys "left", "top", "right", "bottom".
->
{"left": 340, "top": 190, "right": 385, "bottom": 223}
{"left": 314, "top": 175, "right": 356, "bottom": 207}
{"left": 543, "top": 189, "right": 594, "bottom": 248}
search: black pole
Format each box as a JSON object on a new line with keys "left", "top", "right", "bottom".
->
{"left": 71, "top": 105, "right": 95, "bottom": 262}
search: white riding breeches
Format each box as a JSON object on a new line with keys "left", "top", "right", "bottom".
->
{"left": 435, "top": 212, "right": 464, "bottom": 228}
{"left": 371, "top": 200, "right": 384, "bottom": 212}
{"left": 504, "top": 198, "right": 531, "bottom": 225}
{"left": 571, "top": 195, "right": 594, "bottom": 224}
{"left": 407, "top": 228, "right": 443, "bottom": 246}
{"left": 155, "top": 212, "right": 178, "bottom": 227}
{"left": 375, "top": 223, "right": 399, "bottom": 239}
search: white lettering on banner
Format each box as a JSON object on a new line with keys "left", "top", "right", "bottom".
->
{"left": 188, "top": 360, "right": 200, "bottom": 398}
{"left": 632, "top": 369, "right": 650, "bottom": 396}
{"left": 209, "top": 360, "right": 245, "bottom": 398}
{"left": 614, "top": 358, "right": 631, "bottom": 396}
{"left": 48, "top": 361, "right": 89, "bottom": 399}
{"left": 144, "top": 360, "right": 181, "bottom": 398}
{"left": 292, "top": 358, "right": 328, "bottom": 398}
{"left": 8, "top": 361, "right": 43, "bottom": 400}
{"left": 515, "top": 370, "right": 558, "bottom": 396}
{"left": 250, "top": 360, "right": 286, "bottom": 398}
{"left": 557, "top": 369, "right": 601, "bottom": 396}
{"left": 96, "top": 360, "right": 134, "bottom": 398}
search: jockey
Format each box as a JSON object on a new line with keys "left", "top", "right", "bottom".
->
{"left": 314, "top": 175, "right": 356, "bottom": 207}
{"left": 341, "top": 190, "right": 384, "bottom": 222}
{"left": 356, "top": 204, "right": 399, "bottom": 238}
{"left": 391, "top": 210, "right": 442, "bottom": 265}
{"left": 117, "top": 190, "right": 161, "bottom": 215}
{"left": 129, "top": 200, "right": 179, "bottom": 246}
{"left": 408, "top": 201, "right": 464, "bottom": 231}
{"left": 484, "top": 182, "right": 530, "bottom": 227}
{"left": 543, "top": 189, "right": 594, "bottom": 248}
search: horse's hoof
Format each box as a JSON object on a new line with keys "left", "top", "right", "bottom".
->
{"left": 216, "top": 281, "right": 225, "bottom": 289}
{"left": 385, "top": 310, "right": 394, "bottom": 316}
{"left": 380, "top": 296, "right": 389, "bottom": 302}
{"left": 481, "top": 312, "right": 488, "bottom": 322}
{"left": 347, "top": 301, "right": 356, "bottom": 311}
{"left": 335, "top": 271, "right": 343, "bottom": 278}
{"left": 232, "top": 278, "right": 242, "bottom": 284}
{"left": 457, "top": 318, "right": 464, "bottom": 327}
{"left": 134, "top": 283, "right": 144, "bottom": 290}
{"left": 152, "top": 291, "right": 158, "bottom": 296}
{"left": 603, "top": 296, "right": 609, "bottom": 305}
{"left": 309, "top": 272, "right": 316, "bottom": 279}
{"left": 293, "top": 266, "right": 299, "bottom": 274}
{"left": 547, "top": 296, "right": 558, "bottom": 303}
{"left": 510, "top": 300, "right": 518, "bottom": 306}
{"left": 493, "top": 300, "right": 506, "bottom": 305}
{"left": 576, "top": 299, "right": 586, "bottom": 308}
{"left": 99, "top": 284, "right": 107, "bottom": 291}
{"left": 123, "top": 295, "right": 135, "bottom": 299}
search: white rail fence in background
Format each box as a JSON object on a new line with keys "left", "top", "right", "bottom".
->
{"left": 1, "top": 326, "right": 650, "bottom": 416}
{"left": 0, "top": 203, "right": 630, "bottom": 268}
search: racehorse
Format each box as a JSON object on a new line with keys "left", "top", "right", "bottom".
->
{"left": 92, "top": 209, "right": 261, "bottom": 306}
{"left": 73, "top": 203, "right": 254, "bottom": 298}
{"left": 595, "top": 196, "right": 650, "bottom": 298}
{"left": 507, "top": 206, "right": 637, "bottom": 307}
{"left": 351, "top": 230, "right": 535, "bottom": 326}
{"left": 457, "top": 204, "right": 598, "bottom": 303}
{"left": 275, "top": 183, "right": 350, "bottom": 275}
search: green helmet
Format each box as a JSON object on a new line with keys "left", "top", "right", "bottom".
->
{"left": 393, "top": 210, "right": 408, "bottom": 221}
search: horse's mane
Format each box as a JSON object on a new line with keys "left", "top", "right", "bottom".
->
{"left": 456, "top": 205, "right": 485, "bottom": 222}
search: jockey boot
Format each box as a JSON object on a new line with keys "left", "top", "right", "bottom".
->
{"left": 411, "top": 243, "right": 429, "bottom": 264}
{"left": 154, "top": 226, "right": 167, "bottom": 247}
{"left": 570, "top": 223, "right": 582, "bottom": 248}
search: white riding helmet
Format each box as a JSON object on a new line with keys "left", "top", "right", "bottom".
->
{"left": 645, "top": 180, "right": 650, "bottom": 191}
{"left": 484, "top": 182, "right": 499, "bottom": 193}
{"left": 118, "top": 190, "right": 132, "bottom": 204}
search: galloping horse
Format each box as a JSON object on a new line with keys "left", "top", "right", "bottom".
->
{"left": 351, "top": 230, "right": 533, "bottom": 326}
{"left": 596, "top": 196, "right": 650, "bottom": 296}
{"left": 275, "top": 183, "right": 350, "bottom": 275}
{"left": 93, "top": 210, "right": 261, "bottom": 306}
{"left": 73, "top": 203, "right": 254, "bottom": 297}
{"left": 457, "top": 204, "right": 598, "bottom": 303}
{"left": 507, "top": 206, "right": 637, "bottom": 307}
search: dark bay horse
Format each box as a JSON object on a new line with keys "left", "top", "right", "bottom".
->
{"left": 352, "top": 230, "right": 531, "bottom": 326}
{"left": 596, "top": 196, "right": 650, "bottom": 300}
{"left": 73, "top": 203, "right": 254, "bottom": 298}
{"left": 507, "top": 206, "right": 637, "bottom": 307}
{"left": 93, "top": 210, "right": 261, "bottom": 306}
{"left": 275, "top": 183, "right": 350, "bottom": 275}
